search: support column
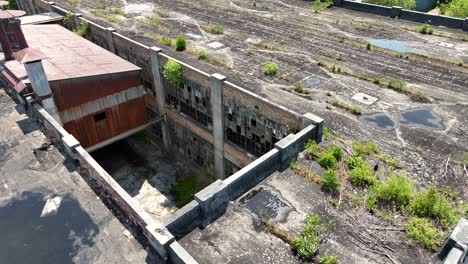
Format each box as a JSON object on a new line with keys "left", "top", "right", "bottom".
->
{"left": 73, "top": 13, "right": 82, "bottom": 30}
{"left": 149, "top": 47, "right": 171, "bottom": 149}
{"left": 210, "top": 73, "right": 226, "bottom": 179}
{"left": 46, "top": 2, "right": 55, "bottom": 12}
{"left": 105, "top": 27, "right": 116, "bottom": 53}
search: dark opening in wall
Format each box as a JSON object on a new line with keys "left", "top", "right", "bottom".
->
{"left": 94, "top": 112, "right": 107, "bottom": 123}
{"left": 228, "top": 113, "right": 233, "bottom": 121}
{"left": 251, "top": 119, "right": 256, "bottom": 127}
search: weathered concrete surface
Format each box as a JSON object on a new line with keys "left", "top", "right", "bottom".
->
{"left": 0, "top": 88, "right": 152, "bottom": 263}
{"left": 180, "top": 154, "right": 431, "bottom": 264}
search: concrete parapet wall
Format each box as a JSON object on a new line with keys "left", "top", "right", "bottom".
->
{"left": 165, "top": 201, "right": 202, "bottom": 239}
{"left": 168, "top": 241, "right": 199, "bottom": 264}
{"left": 338, "top": 0, "right": 467, "bottom": 30}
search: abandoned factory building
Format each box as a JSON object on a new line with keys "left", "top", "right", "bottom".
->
{"left": 0, "top": 14, "right": 147, "bottom": 149}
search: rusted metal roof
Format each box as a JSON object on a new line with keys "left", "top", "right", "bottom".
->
{"left": 0, "top": 10, "right": 26, "bottom": 19}
{"left": 20, "top": 12, "right": 63, "bottom": 25}
{"left": 1, "top": 24, "right": 141, "bottom": 84}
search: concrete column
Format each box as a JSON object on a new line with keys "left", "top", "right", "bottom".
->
{"left": 105, "top": 27, "right": 116, "bottom": 53}
{"left": 391, "top": 6, "right": 402, "bottom": 18}
{"left": 73, "top": 13, "right": 82, "bottom": 30}
{"left": 302, "top": 113, "right": 324, "bottom": 143}
{"left": 46, "top": 2, "right": 55, "bottom": 12}
{"left": 24, "top": 61, "right": 62, "bottom": 124}
{"left": 463, "top": 18, "right": 468, "bottom": 32}
{"left": 149, "top": 47, "right": 171, "bottom": 149}
{"left": 210, "top": 73, "right": 226, "bottom": 179}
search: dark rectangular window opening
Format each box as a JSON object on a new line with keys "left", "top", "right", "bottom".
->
{"left": 251, "top": 119, "right": 256, "bottom": 127}
{"left": 94, "top": 112, "right": 107, "bottom": 123}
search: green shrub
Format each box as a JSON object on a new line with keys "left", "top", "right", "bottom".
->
{"left": 364, "top": 0, "right": 416, "bottom": 10}
{"left": 409, "top": 186, "right": 457, "bottom": 227}
{"left": 197, "top": 50, "right": 208, "bottom": 60}
{"left": 319, "top": 255, "right": 339, "bottom": 264}
{"left": 405, "top": 217, "right": 442, "bottom": 250}
{"left": 349, "top": 163, "right": 377, "bottom": 186}
{"left": 111, "top": 7, "right": 125, "bottom": 16}
{"left": 388, "top": 78, "right": 406, "bottom": 92}
{"left": 263, "top": 62, "right": 279, "bottom": 76}
{"left": 348, "top": 154, "right": 364, "bottom": 169}
{"left": 162, "top": 37, "right": 173, "bottom": 46}
{"left": 323, "top": 128, "right": 331, "bottom": 139}
{"left": 329, "top": 145, "right": 343, "bottom": 160}
{"left": 176, "top": 35, "right": 187, "bottom": 51}
{"left": 442, "top": 0, "right": 468, "bottom": 18}
{"left": 294, "top": 83, "right": 303, "bottom": 93}
{"left": 367, "top": 173, "right": 414, "bottom": 211}
{"left": 418, "top": 23, "right": 433, "bottom": 34}
{"left": 321, "top": 169, "right": 340, "bottom": 192}
{"left": 318, "top": 151, "right": 337, "bottom": 169}
{"left": 351, "top": 141, "right": 378, "bottom": 156}
{"left": 292, "top": 214, "right": 325, "bottom": 259}
{"left": 304, "top": 140, "right": 320, "bottom": 157}
{"left": 311, "top": 0, "right": 333, "bottom": 13}
{"left": 366, "top": 42, "right": 372, "bottom": 50}
{"left": 163, "top": 59, "right": 184, "bottom": 88}
{"left": 201, "top": 24, "right": 225, "bottom": 34}
{"left": 63, "top": 11, "right": 73, "bottom": 27}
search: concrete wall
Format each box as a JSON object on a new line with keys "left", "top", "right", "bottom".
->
{"left": 23, "top": 96, "right": 175, "bottom": 260}
{"left": 334, "top": 0, "right": 468, "bottom": 31}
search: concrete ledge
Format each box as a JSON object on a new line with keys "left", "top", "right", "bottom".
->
{"left": 463, "top": 18, "right": 468, "bottom": 31}
{"left": 168, "top": 241, "right": 199, "bottom": 264}
{"left": 62, "top": 134, "right": 79, "bottom": 159}
{"left": 164, "top": 201, "right": 202, "bottom": 238}
{"left": 195, "top": 180, "right": 229, "bottom": 227}
{"left": 275, "top": 124, "right": 317, "bottom": 171}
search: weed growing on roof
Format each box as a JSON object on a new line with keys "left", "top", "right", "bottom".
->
{"left": 319, "top": 255, "right": 339, "bottom": 264}
{"left": 292, "top": 214, "right": 327, "bottom": 259}
{"left": 197, "top": 50, "right": 208, "bottom": 60}
{"left": 73, "top": 20, "right": 89, "bottom": 37}
{"left": 405, "top": 217, "right": 442, "bottom": 250}
{"left": 318, "top": 151, "right": 337, "bottom": 169}
{"left": 294, "top": 83, "right": 303, "bottom": 93}
{"left": 351, "top": 141, "right": 378, "bottom": 156}
{"left": 322, "top": 128, "right": 331, "bottom": 139}
{"left": 311, "top": 0, "right": 333, "bottom": 13}
{"left": 349, "top": 162, "right": 377, "bottom": 186}
{"left": 163, "top": 59, "right": 184, "bottom": 88}
{"left": 418, "top": 23, "right": 434, "bottom": 35}
{"left": 408, "top": 186, "right": 457, "bottom": 228}
{"left": 262, "top": 62, "right": 279, "bottom": 76}
{"left": 305, "top": 140, "right": 320, "bottom": 157}
{"left": 367, "top": 173, "right": 414, "bottom": 211}
{"left": 162, "top": 36, "right": 173, "bottom": 46}
{"left": 263, "top": 220, "right": 293, "bottom": 244}
{"left": 330, "top": 100, "right": 362, "bottom": 115}
{"left": 63, "top": 11, "right": 73, "bottom": 27}
{"left": 366, "top": 42, "right": 372, "bottom": 50}
{"left": 321, "top": 169, "right": 340, "bottom": 192}
{"left": 348, "top": 154, "right": 364, "bottom": 169}
{"left": 329, "top": 145, "right": 343, "bottom": 160}
{"left": 111, "top": 7, "right": 125, "bottom": 16}
{"left": 201, "top": 24, "right": 225, "bottom": 34}
{"left": 176, "top": 35, "right": 187, "bottom": 51}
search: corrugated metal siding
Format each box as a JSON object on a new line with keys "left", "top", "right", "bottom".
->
{"left": 59, "top": 85, "right": 145, "bottom": 123}
{"left": 63, "top": 96, "right": 148, "bottom": 148}
{"left": 50, "top": 71, "right": 142, "bottom": 111}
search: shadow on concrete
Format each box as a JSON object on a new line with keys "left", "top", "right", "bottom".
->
{"left": 0, "top": 192, "right": 99, "bottom": 264}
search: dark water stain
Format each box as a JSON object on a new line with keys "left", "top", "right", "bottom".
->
{"left": 0, "top": 192, "right": 99, "bottom": 264}
{"left": 359, "top": 112, "right": 396, "bottom": 130}
{"left": 243, "top": 187, "right": 293, "bottom": 223}
{"left": 399, "top": 108, "right": 444, "bottom": 129}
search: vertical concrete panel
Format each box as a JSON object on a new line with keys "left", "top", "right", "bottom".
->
{"left": 150, "top": 47, "right": 171, "bottom": 148}
{"left": 105, "top": 27, "right": 116, "bottom": 53}
{"left": 210, "top": 73, "right": 226, "bottom": 179}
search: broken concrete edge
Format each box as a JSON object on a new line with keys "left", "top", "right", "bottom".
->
{"left": 338, "top": 0, "right": 467, "bottom": 31}
{"left": 439, "top": 218, "right": 468, "bottom": 263}
{"left": 24, "top": 99, "right": 175, "bottom": 260}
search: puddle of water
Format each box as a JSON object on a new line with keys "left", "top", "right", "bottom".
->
{"left": 399, "top": 108, "right": 444, "bottom": 129}
{"left": 0, "top": 192, "right": 99, "bottom": 264}
{"left": 359, "top": 113, "right": 396, "bottom": 130}
{"left": 303, "top": 77, "right": 321, "bottom": 87}
{"left": 243, "top": 187, "right": 293, "bottom": 223}
{"left": 368, "top": 39, "right": 413, "bottom": 53}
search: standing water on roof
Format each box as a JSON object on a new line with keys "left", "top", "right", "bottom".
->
{"left": 368, "top": 39, "right": 414, "bottom": 53}
{"left": 0, "top": 192, "right": 99, "bottom": 264}
{"left": 359, "top": 112, "right": 396, "bottom": 130}
{"left": 399, "top": 108, "right": 444, "bottom": 129}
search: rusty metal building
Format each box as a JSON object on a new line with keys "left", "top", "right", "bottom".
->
{"left": 0, "top": 19, "right": 148, "bottom": 149}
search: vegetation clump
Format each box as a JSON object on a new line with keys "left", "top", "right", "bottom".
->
{"left": 330, "top": 100, "right": 361, "bottom": 115}
{"left": 176, "top": 35, "right": 187, "bottom": 51}
{"left": 418, "top": 23, "right": 434, "bottom": 35}
{"left": 163, "top": 59, "right": 184, "bottom": 88}
{"left": 319, "top": 255, "right": 339, "bottom": 264}
{"left": 305, "top": 140, "right": 320, "bottom": 157}
{"left": 348, "top": 154, "right": 364, "bottom": 169}
{"left": 321, "top": 169, "right": 340, "bottom": 192}
{"left": 364, "top": 0, "right": 416, "bottom": 10}
{"left": 405, "top": 217, "right": 442, "bottom": 250}
{"left": 63, "top": 11, "right": 73, "bottom": 27}
{"left": 201, "top": 24, "right": 225, "bottom": 34}
{"left": 262, "top": 62, "right": 279, "bottom": 76}
{"left": 367, "top": 173, "right": 414, "bottom": 211}
{"left": 197, "top": 50, "right": 208, "bottom": 60}
{"left": 311, "top": 0, "right": 333, "bottom": 13}
{"left": 351, "top": 141, "right": 378, "bottom": 156}
{"left": 440, "top": 0, "right": 468, "bottom": 18}
{"left": 73, "top": 20, "right": 89, "bottom": 37}
{"left": 171, "top": 176, "right": 201, "bottom": 208}
{"left": 318, "top": 151, "right": 337, "bottom": 169}
{"left": 408, "top": 186, "right": 457, "bottom": 227}
{"left": 162, "top": 36, "right": 173, "bottom": 46}
{"left": 349, "top": 163, "right": 377, "bottom": 186}
{"left": 292, "top": 214, "right": 326, "bottom": 259}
